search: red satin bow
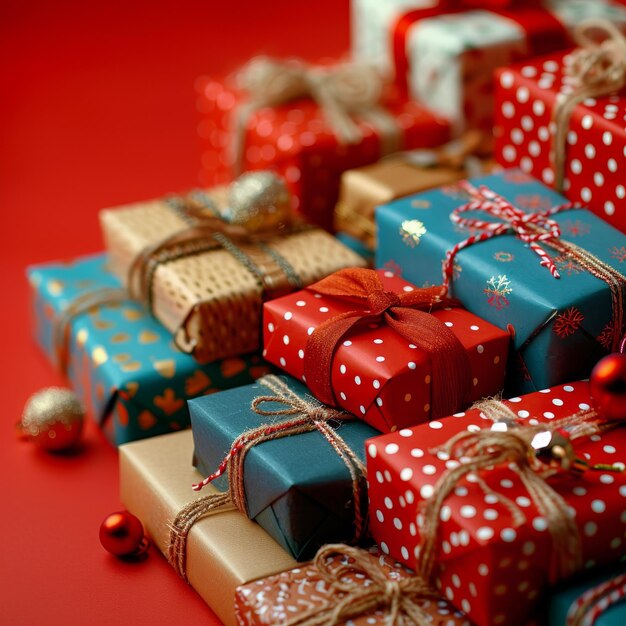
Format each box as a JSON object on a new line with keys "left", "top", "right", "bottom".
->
{"left": 303, "top": 268, "right": 472, "bottom": 420}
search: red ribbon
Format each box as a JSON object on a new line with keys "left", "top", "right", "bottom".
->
{"left": 302, "top": 268, "right": 473, "bottom": 420}
{"left": 392, "top": 1, "right": 569, "bottom": 99}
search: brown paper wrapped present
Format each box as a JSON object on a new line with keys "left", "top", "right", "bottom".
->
{"left": 120, "top": 430, "right": 296, "bottom": 626}
{"left": 101, "top": 172, "right": 365, "bottom": 363}
{"left": 335, "top": 132, "right": 496, "bottom": 250}
{"left": 235, "top": 544, "right": 472, "bottom": 626}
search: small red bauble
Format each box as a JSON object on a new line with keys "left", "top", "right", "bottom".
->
{"left": 590, "top": 353, "right": 626, "bottom": 421}
{"left": 99, "top": 511, "right": 149, "bottom": 557}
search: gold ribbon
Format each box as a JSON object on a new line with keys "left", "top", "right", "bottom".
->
{"left": 553, "top": 19, "right": 626, "bottom": 192}
{"left": 231, "top": 57, "right": 401, "bottom": 174}
{"left": 281, "top": 544, "right": 442, "bottom": 626}
{"left": 168, "top": 375, "right": 367, "bottom": 581}
{"left": 417, "top": 399, "right": 613, "bottom": 586}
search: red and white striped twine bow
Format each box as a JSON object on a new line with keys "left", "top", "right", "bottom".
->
{"left": 442, "top": 182, "right": 581, "bottom": 293}
{"left": 566, "top": 573, "right": 626, "bottom": 626}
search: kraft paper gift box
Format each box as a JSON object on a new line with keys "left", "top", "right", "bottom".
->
{"left": 263, "top": 268, "right": 510, "bottom": 433}
{"left": 351, "top": 0, "right": 626, "bottom": 133}
{"left": 195, "top": 59, "right": 450, "bottom": 231}
{"left": 235, "top": 545, "right": 473, "bottom": 626}
{"left": 189, "top": 374, "right": 378, "bottom": 561}
{"left": 29, "top": 254, "right": 270, "bottom": 445}
{"left": 494, "top": 42, "right": 626, "bottom": 235}
{"left": 120, "top": 430, "right": 296, "bottom": 626}
{"left": 100, "top": 179, "right": 365, "bottom": 364}
{"left": 549, "top": 564, "right": 626, "bottom": 626}
{"left": 334, "top": 132, "right": 496, "bottom": 252}
{"left": 366, "top": 379, "right": 626, "bottom": 626}
{"left": 376, "top": 169, "right": 626, "bottom": 395}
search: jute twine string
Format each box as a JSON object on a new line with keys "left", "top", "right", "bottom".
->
{"left": 168, "top": 375, "right": 367, "bottom": 581}
{"left": 231, "top": 57, "right": 401, "bottom": 174}
{"left": 416, "top": 398, "right": 610, "bottom": 586}
{"left": 553, "top": 19, "right": 626, "bottom": 192}
{"left": 52, "top": 287, "right": 129, "bottom": 375}
{"left": 282, "top": 544, "right": 442, "bottom": 626}
{"left": 443, "top": 182, "right": 626, "bottom": 352}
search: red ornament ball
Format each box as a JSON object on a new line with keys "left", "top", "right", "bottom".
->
{"left": 590, "top": 353, "right": 626, "bottom": 421}
{"left": 99, "top": 511, "right": 149, "bottom": 557}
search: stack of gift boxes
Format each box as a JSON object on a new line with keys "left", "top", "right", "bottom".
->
{"left": 28, "top": 0, "right": 626, "bottom": 624}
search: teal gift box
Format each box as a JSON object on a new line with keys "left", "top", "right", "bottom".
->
{"left": 376, "top": 169, "right": 626, "bottom": 394}
{"left": 549, "top": 565, "right": 626, "bottom": 626}
{"left": 28, "top": 254, "right": 271, "bottom": 446}
{"left": 189, "top": 374, "right": 377, "bottom": 561}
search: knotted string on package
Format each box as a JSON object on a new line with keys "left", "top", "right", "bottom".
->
{"left": 281, "top": 544, "right": 443, "bottom": 626}
{"left": 52, "top": 286, "right": 129, "bottom": 375}
{"left": 168, "top": 375, "right": 367, "bottom": 582}
{"left": 417, "top": 397, "right": 617, "bottom": 586}
{"left": 301, "top": 268, "right": 473, "bottom": 420}
{"left": 553, "top": 19, "right": 626, "bottom": 192}
{"left": 231, "top": 57, "right": 401, "bottom": 174}
{"left": 125, "top": 172, "right": 305, "bottom": 354}
{"left": 442, "top": 181, "right": 626, "bottom": 352}
{"left": 566, "top": 572, "right": 626, "bottom": 626}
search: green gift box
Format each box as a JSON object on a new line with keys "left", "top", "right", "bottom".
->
{"left": 28, "top": 254, "right": 270, "bottom": 445}
{"left": 189, "top": 374, "right": 378, "bottom": 561}
{"left": 376, "top": 169, "right": 626, "bottom": 394}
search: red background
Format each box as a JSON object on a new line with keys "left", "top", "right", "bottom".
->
{"left": 0, "top": 2, "right": 349, "bottom": 623}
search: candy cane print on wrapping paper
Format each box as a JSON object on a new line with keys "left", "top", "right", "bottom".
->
{"left": 441, "top": 181, "right": 626, "bottom": 352}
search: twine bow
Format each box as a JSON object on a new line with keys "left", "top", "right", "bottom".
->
{"left": 417, "top": 398, "right": 614, "bottom": 587}
{"left": 282, "top": 544, "right": 442, "bottom": 626}
{"left": 442, "top": 182, "right": 626, "bottom": 351}
{"left": 554, "top": 19, "right": 626, "bottom": 192}
{"left": 302, "top": 268, "right": 472, "bottom": 420}
{"left": 231, "top": 57, "right": 400, "bottom": 174}
{"left": 168, "top": 375, "right": 367, "bottom": 581}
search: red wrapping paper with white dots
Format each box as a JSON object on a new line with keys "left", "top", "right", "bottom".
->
{"left": 366, "top": 380, "right": 626, "bottom": 626}
{"left": 494, "top": 50, "right": 626, "bottom": 234}
{"left": 262, "top": 270, "right": 509, "bottom": 433}
{"left": 195, "top": 76, "right": 450, "bottom": 231}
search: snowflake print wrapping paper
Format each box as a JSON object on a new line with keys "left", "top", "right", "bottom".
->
{"left": 28, "top": 254, "right": 270, "bottom": 446}
{"left": 366, "top": 380, "right": 626, "bottom": 626}
{"left": 262, "top": 270, "right": 510, "bottom": 433}
{"left": 376, "top": 169, "right": 626, "bottom": 395}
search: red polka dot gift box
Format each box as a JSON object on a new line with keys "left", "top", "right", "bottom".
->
{"left": 196, "top": 60, "right": 450, "bottom": 231}
{"left": 262, "top": 268, "right": 510, "bottom": 433}
{"left": 494, "top": 42, "right": 626, "bottom": 235}
{"left": 234, "top": 544, "right": 473, "bottom": 626}
{"left": 366, "top": 379, "right": 626, "bottom": 626}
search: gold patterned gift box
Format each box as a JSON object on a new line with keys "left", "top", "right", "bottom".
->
{"left": 28, "top": 254, "right": 271, "bottom": 445}
{"left": 100, "top": 173, "right": 366, "bottom": 364}
{"left": 335, "top": 132, "right": 496, "bottom": 251}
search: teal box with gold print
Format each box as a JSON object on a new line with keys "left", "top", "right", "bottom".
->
{"left": 376, "top": 169, "right": 626, "bottom": 395}
{"left": 28, "top": 254, "right": 271, "bottom": 446}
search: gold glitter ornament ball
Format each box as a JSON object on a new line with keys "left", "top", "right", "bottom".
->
{"left": 224, "top": 171, "right": 291, "bottom": 233}
{"left": 21, "top": 387, "right": 85, "bottom": 452}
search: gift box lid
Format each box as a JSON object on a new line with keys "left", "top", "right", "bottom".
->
{"left": 189, "top": 375, "right": 379, "bottom": 559}
{"left": 376, "top": 169, "right": 626, "bottom": 357}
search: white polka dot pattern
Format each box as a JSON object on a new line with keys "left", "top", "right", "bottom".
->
{"left": 263, "top": 270, "right": 509, "bottom": 433}
{"left": 366, "top": 379, "right": 626, "bottom": 626}
{"left": 195, "top": 76, "right": 450, "bottom": 230}
{"left": 234, "top": 545, "right": 472, "bottom": 625}
{"left": 494, "top": 52, "right": 626, "bottom": 232}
